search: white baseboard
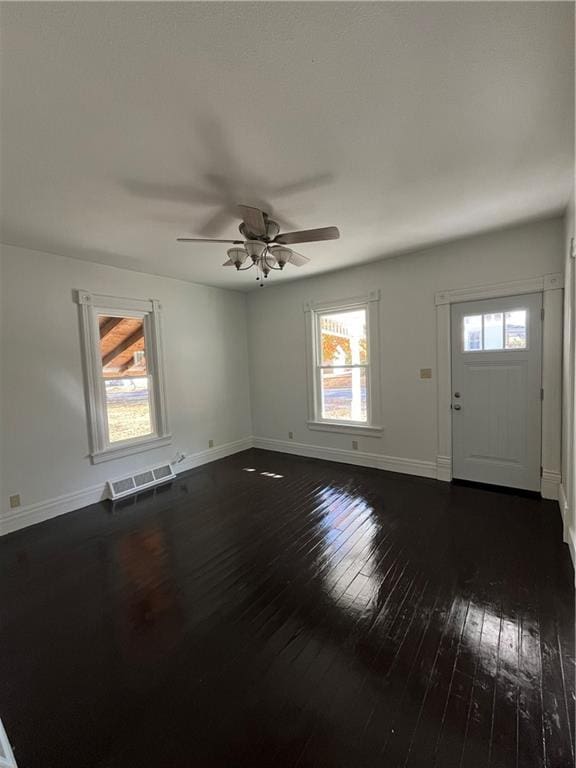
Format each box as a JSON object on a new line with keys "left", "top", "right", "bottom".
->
{"left": 1, "top": 483, "right": 106, "bottom": 537}
{"left": 568, "top": 527, "right": 576, "bottom": 575}
{"left": 541, "top": 469, "right": 561, "bottom": 501}
{"left": 252, "top": 436, "right": 437, "bottom": 479}
{"left": 175, "top": 437, "right": 253, "bottom": 473}
{"left": 559, "top": 483, "right": 569, "bottom": 543}
{"left": 2, "top": 436, "right": 563, "bottom": 539}
{"left": 559, "top": 483, "right": 575, "bottom": 570}
{"left": 436, "top": 455, "right": 452, "bottom": 482}
{"left": 1, "top": 437, "right": 253, "bottom": 537}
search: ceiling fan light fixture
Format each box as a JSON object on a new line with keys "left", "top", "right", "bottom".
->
{"left": 244, "top": 240, "right": 267, "bottom": 262}
{"left": 178, "top": 204, "right": 338, "bottom": 285}
{"left": 269, "top": 245, "right": 291, "bottom": 269}
{"left": 265, "top": 220, "right": 280, "bottom": 239}
{"left": 227, "top": 246, "right": 247, "bottom": 270}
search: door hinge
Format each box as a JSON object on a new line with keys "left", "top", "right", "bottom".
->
{"left": 540, "top": 388, "right": 544, "bottom": 401}
{"left": 541, "top": 307, "right": 545, "bottom": 322}
{"left": 570, "top": 237, "right": 575, "bottom": 259}
{"left": 540, "top": 466, "right": 543, "bottom": 478}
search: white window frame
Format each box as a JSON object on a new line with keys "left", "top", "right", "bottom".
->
{"left": 304, "top": 291, "right": 383, "bottom": 436}
{"left": 75, "top": 290, "right": 171, "bottom": 464}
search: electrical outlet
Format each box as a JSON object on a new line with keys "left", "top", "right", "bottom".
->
{"left": 352, "top": 440, "right": 358, "bottom": 451}
{"left": 9, "top": 494, "right": 21, "bottom": 509}
{"left": 288, "top": 431, "right": 294, "bottom": 440}
{"left": 208, "top": 439, "right": 214, "bottom": 448}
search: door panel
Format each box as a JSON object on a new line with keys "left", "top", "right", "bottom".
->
{"left": 451, "top": 293, "right": 542, "bottom": 491}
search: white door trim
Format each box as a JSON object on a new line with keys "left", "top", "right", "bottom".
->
{"left": 435, "top": 273, "right": 564, "bottom": 498}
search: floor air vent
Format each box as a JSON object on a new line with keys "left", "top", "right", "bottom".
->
{"left": 107, "top": 463, "right": 176, "bottom": 500}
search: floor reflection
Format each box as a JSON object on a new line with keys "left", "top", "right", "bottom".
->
{"left": 317, "top": 487, "right": 381, "bottom": 615}
{"left": 1, "top": 450, "right": 573, "bottom": 768}
{"left": 114, "top": 526, "right": 182, "bottom": 660}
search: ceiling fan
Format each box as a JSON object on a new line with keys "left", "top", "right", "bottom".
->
{"left": 177, "top": 204, "right": 340, "bottom": 285}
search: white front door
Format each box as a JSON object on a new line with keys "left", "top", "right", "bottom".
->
{"left": 451, "top": 293, "right": 543, "bottom": 491}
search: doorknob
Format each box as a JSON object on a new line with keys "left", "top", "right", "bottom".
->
{"left": 453, "top": 404, "right": 462, "bottom": 411}
{"left": 454, "top": 392, "right": 461, "bottom": 398}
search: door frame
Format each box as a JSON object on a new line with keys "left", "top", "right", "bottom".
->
{"left": 435, "top": 273, "right": 564, "bottom": 499}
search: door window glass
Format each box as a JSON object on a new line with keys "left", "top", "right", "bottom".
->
{"left": 463, "top": 315, "right": 482, "bottom": 351}
{"left": 463, "top": 309, "right": 527, "bottom": 351}
{"left": 483, "top": 313, "right": 503, "bottom": 350}
{"left": 504, "top": 310, "right": 527, "bottom": 349}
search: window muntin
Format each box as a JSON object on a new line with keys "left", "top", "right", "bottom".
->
{"left": 98, "top": 315, "right": 154, "bottom": 444}
{"left": 463, "top": 309, "right": 528, "bottom": 352}
{"left": 316, "top": 308, "right": 369, "bottom": 424}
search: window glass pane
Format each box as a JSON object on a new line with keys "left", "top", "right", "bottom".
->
{"left": 505, "top": 310, "right": 527, "bottom": 349}
{"left": 483, "top": 313, "right": 503, "bottom": 350}
{"left": 463, "top": 315, "right": 482, "bottom": 351}
{"left": 98, "top": 315, "right": 153, "bottom": 443}
{"left": 104, "top": 378, "right": 153, "bottom": 443}
{"left": 320, "top": 309, "right": 367, "bottom": 365}
{"left": 320, "top": 367, "right": 367, "bottom": 422}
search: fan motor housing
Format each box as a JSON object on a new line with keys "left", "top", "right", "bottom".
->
{"left": 239, "top": 218, "right": 280, "bottom": 242}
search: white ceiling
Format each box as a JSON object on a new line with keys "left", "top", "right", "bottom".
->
{"left": 0, "top": 2, "right": 573, "bottom": 291}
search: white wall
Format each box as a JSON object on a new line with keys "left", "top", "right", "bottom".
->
{"left": 0, "top": 243, "right": 252, "bottom": 531}
{"left": 0, "top": 217, "right": 567, "bottom": 535}
{"left": 248, "top": 217, "right": 564, "bottom": 470}
{"left": 561, "top": 193, "right": 575, "bottom": 564}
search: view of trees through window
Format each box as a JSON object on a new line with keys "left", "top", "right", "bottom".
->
{"left": 98, "top": 315, "right": 153, "bottom": 443}
{"left": 319, "top": 309, "right": 368, "bottom": 422}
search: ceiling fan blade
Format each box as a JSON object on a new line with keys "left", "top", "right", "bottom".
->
{"left": 238, "top": 205, "right": 267, "bottom": 237}
{"left": 287, "top": 249, "right": 310, "bottom": 267}
{"left": 222, "top": 259, "right": 235, "bottom": 266}
{"left": 274, "top": 226, "right": 340, "bottom": 245}
{"left": 177, "top": 238, "right": 243, "bottom": 244}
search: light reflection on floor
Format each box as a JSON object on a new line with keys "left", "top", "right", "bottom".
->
{"left": 243, "top": 467, "right": 284, "bottom": 478}
{"left": 315, "top": 486, "right": 545, "bottom": 691}
{"left": 317, "top": 487, "right": 381, "bottom": 614}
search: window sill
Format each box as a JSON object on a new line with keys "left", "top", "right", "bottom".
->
{"left": 91, "top": 434, "right": 172, "bottom": 464}
{"left": 307, "top": 421, "right": 383, "bottom": 436}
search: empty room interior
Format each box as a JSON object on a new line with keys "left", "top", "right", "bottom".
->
{"left": 0, "top": 3, "right": 575, "bottom": 767}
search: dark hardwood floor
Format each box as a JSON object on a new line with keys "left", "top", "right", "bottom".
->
{"left": 1, "top": 449, "right": 574, "bottom": 768}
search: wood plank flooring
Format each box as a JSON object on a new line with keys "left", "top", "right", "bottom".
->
{"left": 0, "top": 449, "right": 574, "bottom": 768}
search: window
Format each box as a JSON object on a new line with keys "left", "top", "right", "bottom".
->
{"left": 76, "top": 291, "right": 171, "bottom": 463}
{"left": 319, "top": 309, "right": 368, "bottom": 422}
{"left": 305, "top": 293, "right": 382, "bottom": 435}
{"left": 99, "top": 315, "right": 153, "bottom": 443}
{"left": 463, "top": 309, "right": 527, "bottom": 352}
